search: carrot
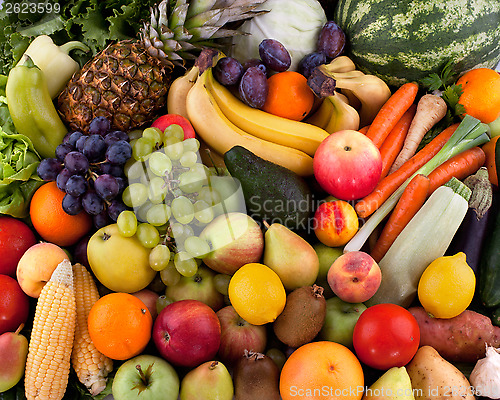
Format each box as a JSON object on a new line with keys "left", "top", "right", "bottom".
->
{"left": 358, "top": 125, "right": 370, "bottom": 134}
{"left": 427, "top": 147, "right": 486, "bottom": 194}
{"left": 355, "top": 123, "right": 459, "bottom": 219}
{"left": 379, "top": 104, "right": 417, "bottom": 179}
{"left": 370, "top": 174, "right": 430, "bottom": 262}
{"left": 388, "top": 94, "right": 448, "bottom": 174}
{"left": 365, "top": 82, "right": 419, "bottom": 148}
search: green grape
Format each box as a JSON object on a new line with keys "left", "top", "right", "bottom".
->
{"left": 159, "top": 261, "right": 181, "bottom": 286}
{"left": 136, "top": 223, "right": 160, "bottom": 248}
{"left": 164, "top": 140, "right": 184, "bottom": 160}
{"left": 128, "top": 129, "right": 143, "bottom": 141}
{"left": 171, "top": 196, "right": 194, "bottom": 224}
{"left": 136, "top": 201, "right": 154, "bottom": 222}
{"left": 156, "top": 295, "right": 174, "bottom": 315}
{"left": 178, "top": 171, "right": 206, "bottom": 194}
{"left": 183, "top": 138, "right": 200, "bottom": 152}
{"left": 124, "top": 159, "right": 146, "bottom": 181}
{"left": 148, "top": 176, "right": 168, "bottom": 204}
{"left": 163, "top": 124, "right": 184, "bottom": 141}
{"left": 194, "top": 200, "right": 214, "bottom": 224}
{"left": 132, "top": 137, "right": 155, "bottom": 161}
{"left": 129, "top": 138, "right": 138, "bottom": 150}
{"left": 149, "top": 244, "right": 171, "bottom": 271}
{"left": 174, "top": 251, "right": 198, "bottom": 277}
{"left": 197, "top": 186, "right": 222, "bottom": 206}
{"left": 214, "top": 274, "right": 231, "bottom": 296}
{"left": 180, "top": 151, "right": 198, "bottom": 168}
{"left": 148, "top": 151, "right": 172, "bottom": 176}
{"left": 122, "top": 183, "right": 148, "bottom": 208}
{"left": 146, "top": 204, "right": 172, "bottom": 226}
{"left": 142, "top": 127, "right": 163, "bottom": 147}
{"left": 184, "top": 236, "right": 210, "bottom": 259}
{"left": 116, "top": 210, "right": 138, "bottom": 237}
{"left": 190, "top": 163, "right": 211, "bottom": 177}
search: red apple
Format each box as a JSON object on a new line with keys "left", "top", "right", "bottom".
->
{"left": 0, "top": 216, "right": 37, "bottom": 277}
{"left": 0, "top": 275, "right": 30, "bottom": 335}
{"left": 313, "top": 129, "right": 382, "bottom": 201}
{"left": 152, "top": 299, "right": 221, "bottom": 368}
{"left": 151, "top": 114, "right": 195, "bottom": 139}
{"left": 216, "top": 305, "right": 267, "bottom": 366}
{"left": 327, "top": 251, "right": 382, "bottom": 303}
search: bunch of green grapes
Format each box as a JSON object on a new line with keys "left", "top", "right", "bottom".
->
{"left": 116, "top": 125, "right": 236, "bottom": 279}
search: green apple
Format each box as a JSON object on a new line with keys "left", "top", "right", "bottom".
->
{"left": 87, "top": 224, "right": 156, "bottom": 293}
{"left": 313, "top": 242, "right": 343, "bottom": 297}
{"left": 319, "top": 296, "right": 367, "bottom": 349}
{"left": 112, "top": 354, "right": 179, "bottom": 400}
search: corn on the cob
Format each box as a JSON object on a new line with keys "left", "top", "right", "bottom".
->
{"left": 71, "top": 263, "right": 113, "bottom": 396}
{"left": 25, "top": 259, "right": 76, "bottom": 400}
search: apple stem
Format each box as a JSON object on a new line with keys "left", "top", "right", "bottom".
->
{"left": 15, "top": 323, "right": 25, "bottom": 334}
{"left": 136, "top": 365, "right": 148, "bottom": 386}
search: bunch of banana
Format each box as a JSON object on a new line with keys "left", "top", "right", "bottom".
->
{"left": 166, "top": 50, "right": 331, "bottom": 177}
{"left": 306, "top": 56, "right": 392, "bottom": 131}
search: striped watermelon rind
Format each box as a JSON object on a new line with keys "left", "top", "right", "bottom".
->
{"left": 334, "top": 0, "right": 500, "bottom": 87}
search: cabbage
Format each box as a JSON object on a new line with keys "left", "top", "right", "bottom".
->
{"left": 230, "top": 0, "right": 327, "bottom": 71}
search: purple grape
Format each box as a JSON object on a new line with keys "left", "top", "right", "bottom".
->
{"left": 298, "top": 52, "right": 327, "bottom": 78}
{"left": 81, "top": 191, "right": 105, "bottom": 215}
{"left": 115, "top": 176, "right": 126, "bottom": 194}
{"left": 67, "top": 131, "right": 84, "bottom": 148}
{"left": 104, "top": 130, "right": 129, "bottom": 146}
{"left": 99, "top": 162, "right": 124, "bottom": 177}
{"left": 64, "top": 151, "right": 89, "bottom": 175}
{"left": 93, "top": 210, "right": 110, "bottom": 229}
{"left": 106, "top": 140, "right": 132, "bottom": 165}
{"left": 55, "top": 143, "right": 73, "bottom": 162}
{"left": 94, "top": 174, "right": 119, "bottom": 201}
{"left": 317, "top": 21, "right": 346, "bottom": 59}
{"left": 83, "top": 134, "right": 106, "bottom": 162}
{"left": 62, "top": 194, "right": 83, "bottom": 215}
{"left": 239, "top": 66, "right": 269, "bottom": 109}
{"left": 107, "top": 199, "right": 128, "bottom": 221}
{"left": 56, "top": 168, "right": 72, "bottom": 191}
{"left": 243, "top": 58, "right": 267, "bottom": 75}
{"left": 75, "top": 136, "right": 88, "bottom": 152}
{"left": 37, "top": 158, "right": 63, "bottom": 181}
{"left": 65, "top": 175, "right": 88, "bottom": 197}
{"left": 258, "top": 39, "right": 291, "bottom": 72}
{"left": 214, "top": 57, "right": 244, "bottom": 86}
{"left": 88, "top": 116, "right": 111, "bottom": 136}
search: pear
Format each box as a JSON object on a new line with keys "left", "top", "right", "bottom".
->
{"left": 0, "top": 325, "right": 29, "bottom": 392}
{"left": 362, "top": 367, "right": 414, "bottom": 400}
{"left": 179, "top": 360, "right": 234, "bottom": 400}
{"left": 263, "top": 222, "right": 319, "bottom": 290}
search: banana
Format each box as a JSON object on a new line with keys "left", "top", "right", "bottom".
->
{"left": 323, "top": 92, "right": 360, "bottom": 133}
{"left": 205, "top": 69, "right": 329, "bottom": 157}
{"left": 305, "top": 98, "right": 334, "bottom": 130}
{"left": 166, "top": 65, "right": 199, "bottom": 119}
{"left": 186, "top": 69, "right": 314, "bottom": 177}
{"left": 325, "top": 56, "right": 357, "bottom": 73}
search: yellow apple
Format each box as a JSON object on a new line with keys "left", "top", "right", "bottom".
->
{"left": 87, "top": 224, "right": 156, "bottom": 293}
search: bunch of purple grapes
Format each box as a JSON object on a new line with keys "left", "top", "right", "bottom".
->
{"left": 37, "top": 116, "right": 132, "bottom": 229}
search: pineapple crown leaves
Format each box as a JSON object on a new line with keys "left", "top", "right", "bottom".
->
{"left": 140, "top": 0, "right": 268, "bottom": 66}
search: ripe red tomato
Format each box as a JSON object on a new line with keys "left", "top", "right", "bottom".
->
{"left": 0, "top": 216, "right": 37, "bottom": 276}
{"left": 151, "top": 114, "right": 196, "bottom": 139}
{"left": 0, "top": 274, "right": 30, "bottom": 335}
{"left": 352, "top": 303, "right": 420, "bottom": 370}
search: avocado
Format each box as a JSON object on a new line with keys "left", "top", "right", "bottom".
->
{"left": 223, "top": 146, "right": 313, "bottom": 231}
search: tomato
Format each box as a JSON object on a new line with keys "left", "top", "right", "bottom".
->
{"left": 151, "top": 114, "right": 196, "bottom": 139}
{"left": 352, "top": 303, "right": 420, "bottom": 370}
{"left": 0, "top": 216, "right": 37, "bottom": 276}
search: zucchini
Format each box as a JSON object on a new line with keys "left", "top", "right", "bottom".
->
{"left": 366, "top": 177, "right": 471, "bottom": 308}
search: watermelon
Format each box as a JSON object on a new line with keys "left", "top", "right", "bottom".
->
{"left": 334, "top": 0, "right": 500, "bottom": 87}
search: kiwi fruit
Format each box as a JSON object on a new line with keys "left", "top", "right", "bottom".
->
{"left": 233, "top": 350, "right": 281, "bottom": 400}
{"left": 273, "top": 284, "right": 327, "bottom": 348}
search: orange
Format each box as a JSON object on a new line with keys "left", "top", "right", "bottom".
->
{"left": 88, "top": 292, "right": 153, "bottom": 360}
{"left": 456, "top": 68, "right": 500, "bottom": 124}
{"left": 481, "top": 135, "right": 500, "bottom": 186}
{"left": 280, "top": 341, "right": 364, "bottom": 400}
{"left": 263, "top": 71, "right": 315, "bottom": 121}
{"left": 29, "top": 181, "right": 92, "bottom": 247}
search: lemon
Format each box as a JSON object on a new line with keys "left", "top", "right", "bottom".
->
{"left": 228, "top": 263, "right": 286, "bottom": 325}
{"left": 417, "top": 252, "right": 475, "bottom": 319}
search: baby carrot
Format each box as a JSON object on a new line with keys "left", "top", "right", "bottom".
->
{"left": 365, "top": 82, "right": 419, "bottom": 148}
{"left": 427, "top": 147, "right": 486, "bottom": 194}
{"left": 370, "top": 174, "right": 430, "bottom": 263}
{"left": 379, "top": 104, "right": 416, "bottom": 179}
{"left": 355, "top": 123, "right": 459, "bottom": 219}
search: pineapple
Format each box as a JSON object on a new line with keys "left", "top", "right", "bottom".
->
{"left": 57, "top": 0, "right": 268, "bottom": 133}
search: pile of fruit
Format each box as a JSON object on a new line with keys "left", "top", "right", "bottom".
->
{"left": 1, "top": 0, "right": 500, "bottom": 400}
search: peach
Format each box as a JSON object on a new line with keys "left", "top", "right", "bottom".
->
{"left": 313, "top": 200, "right": 359, "bottom": 247}
{"left": 16, "top": 242, "right": 69, "bottom": 298}
{"left": 327, "top": 251, "right": 381, "bottom": 303}
{"left": 131, "top": 289, "right": 160, "bottom": 320}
